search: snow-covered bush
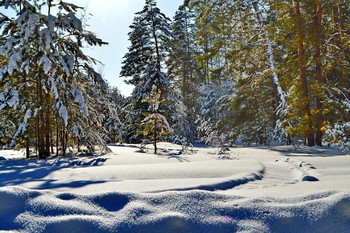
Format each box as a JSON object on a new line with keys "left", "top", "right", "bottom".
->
{"left": 325, "top": 122, "right": 350, "bottom": 151}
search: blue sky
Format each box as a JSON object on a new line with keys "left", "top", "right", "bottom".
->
{"left": 81, "top": 0, "right": 183, "bottom": 96}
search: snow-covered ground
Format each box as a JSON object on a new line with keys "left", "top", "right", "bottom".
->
{"left": 0, "top": 143, "right": 349, "bottom": 232}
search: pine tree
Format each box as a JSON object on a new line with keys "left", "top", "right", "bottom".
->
{"left": 0, "top": 0, "right": 108, "bottom": 157}
{"left": 102, "top": 87, "right": 124, "bottom": 144}
{"left": 168, "top": 2, "right": 201, "bottom": 143}
{"left": 139, "top": 86, "right": 173, "bottom": 154}
{"left": 318, "top": 0, "right": 350, "bottom": 149}
{"left": 196, "top": 80, "right": 234, "bottom": 145}
{"left": 189, "top": 0, "right": 284, "bottom": 145}
{"left": 169, "top": 4, "right": 197, "bottom": 104}
{"left": 185, "top": 0, "right": 350, "bottom": 147}
{"left": 120, "top": 0, "right": 173, "bottom": 143}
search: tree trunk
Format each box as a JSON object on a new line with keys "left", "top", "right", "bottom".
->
{"left": 153, "top": 142, "right": 157, "bottom": 154}
{"left": 153, "top": 117, "right": 157, "bottom": 154}
{"left": 151, "top": 8, "right": 161, "bottom": 71}
{"left": 332, "top": 1, "right": 350, "bottom": 62}
{"left": 37, "top": 77, "right": 44, "bottom": 159}
{"left": 313, "top": 0, "right": 323, "bottom": 146}
{"left": 38, "top": 81, "right": 50, "bottom": 159}
{"left": 50, "top": 129, "right": 54, "bottom": 154}
{"left": 184, "top": 13, "right": 192, "bottom": 102}
{"left": 293, "top": 0, "right": 315, "bottom": 146}
{"left": 26, "top": 137, "right": 30, "bottom": 159}
{"left": 253, "top": 2, "right": 287, "bottom": 110}
{"left": 62, "top": 130, "right": 67, "bottom": 156}
{"left": 56, "top": 113, "right": 59, "bottom": 156}
{"left": 45, "top": 97, "right": 51, "bottom": 156}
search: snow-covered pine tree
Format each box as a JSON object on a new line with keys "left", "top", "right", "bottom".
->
{"left": 190, "top": 0, "right": 288, "bottom": 146}
{"left": 267, "top": 0, "right": 350, "bottom": 146}
{"left": 102, "top": 87, "right": 124, "bottom": 144}
{"left": 189, "top": 0, "right": 239, "bottom": 145}
{"left": 167, "top": 2, "right": 200, "bottom": 143}
{"left": 120, "top": 0, "right": 173, "bottom": 143}
{"left": 323, "top": 86, "right": 350, "bottom": 151}
{"left": 196, "top": 80, "right": 235, "bottom": 145}
{"left": 0, "top": 0, "right": 108, "bottom": 158}
{"left": 139, "top": 86, "right": 172, "bottom": 154}
{"left": 169, "top": 3, "right": 197, "bottom": 103}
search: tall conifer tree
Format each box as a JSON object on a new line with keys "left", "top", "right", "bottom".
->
{"left": 167, "top": 3, "right": 201, "bottom": 143}
{"left": 120, "top": 0, "right": 173, "bottom": 143}
{"left": 0, "top": 0, "right": 109, "bottom": 157}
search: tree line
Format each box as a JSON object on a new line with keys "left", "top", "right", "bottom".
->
{"left": 1, "top": 0, "right": 349, "bottom": 156}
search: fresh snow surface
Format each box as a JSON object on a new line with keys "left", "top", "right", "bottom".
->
{"left": 0, "top": 143, "right": 350, "bottom": 233}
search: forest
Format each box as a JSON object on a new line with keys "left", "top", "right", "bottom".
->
{"left": 1, "top": 0, "right": 350, "bottom": 157}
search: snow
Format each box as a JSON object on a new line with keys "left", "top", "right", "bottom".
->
{"left": 59, "top": 57, "right": 71, "bottom": 77}
{"left": 0, "top": 143, "right": 350, "bottom": 232}
{"left": 68, "top": 12, "right": 83, "bottom": 32}
{"left": 265, "top": 29, "right": 287, "bottom": 109}
{"left": 0, "top": 36, "right": 17, "bottom": 55}
{"left": 48, "top": 77, "right": 59, "bottom": 99}
{"left": 65, "top": 54, "right": 74, "bottom": 74}
{"left": 40, "top": 28, "right": 53, "bottom": 51}
{"left": 71, "top": 88, "right": 88, "bottom": 116}
{"left": 39, "top": 54, "right": 51, "bottom": 74}
{"left": 11, "top": 109, "right": 32, "bottom": 146}
{"left": 25, "top": 13, "right": 38, "bottom": 39}
{"left": 7, "top": 52, "right": 22, "bottom": 75}
{"left": 57, "top": 101, "right": 68, "bottom": 126}
{"left": 0, "top": 89, "right": 19, "bottom": 109}
{"left": 72, "top": 124, "right": 79, "bottom": 137}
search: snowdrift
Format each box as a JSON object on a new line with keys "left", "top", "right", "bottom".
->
{"left": 1, "top": 144, "right": 350, "bottom": 232}
{"left": 0, "top": 156, "right": 264, "bottom": 193}
{"left": 1, "top": 187, "right": 349, "bottom": 233}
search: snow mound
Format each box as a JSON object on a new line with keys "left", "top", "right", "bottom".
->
{"left": 275, "top": 158, "right": 320, "bottom": 182}
{"left": 1, "top": 187, "right": 350, "bottom": 233}
{"left": 0, "top": 156, "right": 264, "bottom": 193}
{"left": 160, "top": 168, "right": 264, "bottom": 192}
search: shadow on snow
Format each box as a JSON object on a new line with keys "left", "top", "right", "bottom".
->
{"left": 0, "top": 157, "right": 108, "bottom": 189}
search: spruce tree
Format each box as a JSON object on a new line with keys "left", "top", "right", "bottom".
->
{"left": 139, "top": 86, "right": 172, "bottom": 154}
{"left": 120, "top": 0, "right": 173, "bottom": 143}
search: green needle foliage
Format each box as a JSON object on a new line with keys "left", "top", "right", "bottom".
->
{"left": 139, "top": 87, "right": 173, "bottom": 154}
{"left": 0, "top": 0, "right": 111, "bottom": 157}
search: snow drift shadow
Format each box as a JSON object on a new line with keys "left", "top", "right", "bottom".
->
{"left": 266, "top": 146, "right": 346, "bottom": 157}
{"left": 159, "top": 153, "right": 190, "bottom": 162}
{"left": 154, "top": 168, "right": 265, "bottom": 192}
{"left": 0, "top": 157, "right": 108, "bottom": 189}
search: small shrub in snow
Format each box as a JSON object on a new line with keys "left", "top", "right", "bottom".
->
{"left": 325, "top": 122, "right": 350, "bottom": 152}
